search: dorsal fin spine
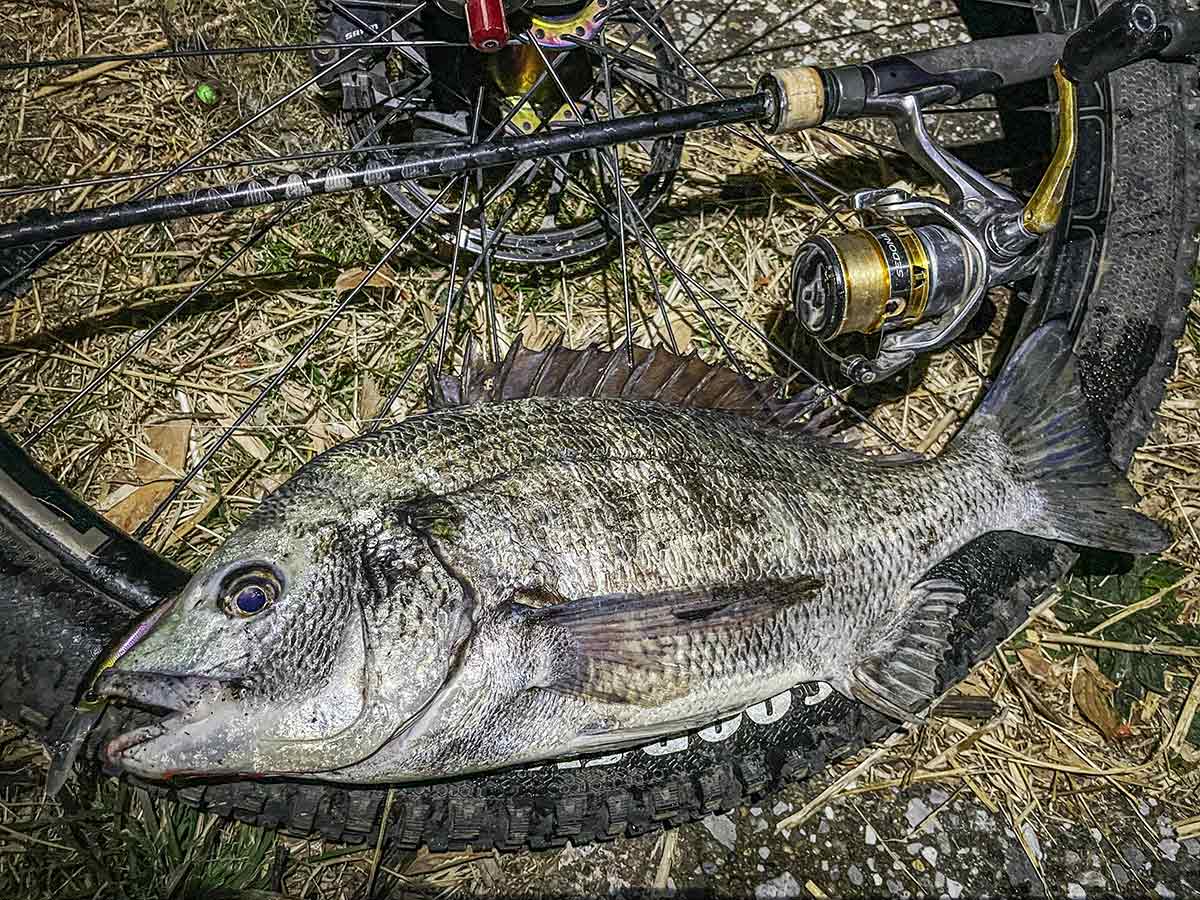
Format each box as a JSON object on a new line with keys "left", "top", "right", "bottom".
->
{"left": 595, "top": 342, "right": 630, "bottom": 398}
{"left": 622, "top": 352, "right": 657, "bottom": 399}
{"left": 529, "top": 338, "right": 560, "bottom": 397}
{"left": 710, "top": 379, "right": 753, "bottom": 410}
{"left": 680, "top": 367, "right": 720, "bottom": 406}
{"left": 653, "top": 357, "right": 693, "bottom": 403}
{"left": 495, "top": 335, "right": 524, "bottom": 400}
{"left": 562, "top": 345, "right": 599, "bottom": 394}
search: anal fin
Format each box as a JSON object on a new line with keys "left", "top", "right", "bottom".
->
{"left": 848, "top": 578, "right": 966, "bottom": 723}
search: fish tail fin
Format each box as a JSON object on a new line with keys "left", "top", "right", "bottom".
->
{"left": 955, "top": 321, "right": 1169, "bottom": 555}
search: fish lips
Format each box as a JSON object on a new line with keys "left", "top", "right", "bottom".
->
{"left": 95, "top": 670, "right": 239, "bottom": 777}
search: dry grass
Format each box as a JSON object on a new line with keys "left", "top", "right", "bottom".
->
{"left": 1, "top": 0, "right": 1197, "bottom": 897}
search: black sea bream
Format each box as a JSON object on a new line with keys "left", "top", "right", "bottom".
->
{"left": 97, "top": 322, "right": 1167, "bottom": 781}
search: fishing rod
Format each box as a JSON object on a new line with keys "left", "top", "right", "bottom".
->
{"left": 0, "top": 93, "right": 769, "bottom": 249}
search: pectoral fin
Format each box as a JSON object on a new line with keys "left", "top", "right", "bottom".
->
{"left": 848, "top": 578, "right": 965, "bottom": 723}
{"left": 522, "top": 576, "right": 823, "bottom": 707}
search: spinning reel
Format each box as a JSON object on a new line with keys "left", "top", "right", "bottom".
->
{"left": 764, "top": 56, "right": 1079, "bottom": 384}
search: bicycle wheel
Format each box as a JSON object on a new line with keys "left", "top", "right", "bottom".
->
{"left": 0, "top": 0, "right": 1195, "bottom": 853}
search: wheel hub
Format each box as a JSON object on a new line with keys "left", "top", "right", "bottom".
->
{"left": 312, "top": 0, "right": 686, "bottom": 264}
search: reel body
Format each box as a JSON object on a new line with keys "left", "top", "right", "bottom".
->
{"left": 775, "top": 62, "right": 1080, "bottom": 384}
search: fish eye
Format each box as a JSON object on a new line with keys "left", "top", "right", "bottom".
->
{"left": 220, "top": 567, "right": 281, "bottom": 618}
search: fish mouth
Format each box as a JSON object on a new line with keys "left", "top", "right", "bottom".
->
{"left": 94, "top": 670, "right": 235, "bottom": 772}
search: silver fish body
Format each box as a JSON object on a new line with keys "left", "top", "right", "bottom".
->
{"left": 97, "top": 324, "right": 1167, "bottom": 782}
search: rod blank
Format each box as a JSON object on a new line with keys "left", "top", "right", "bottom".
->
{"left": 0, "top": 94, "right": 768, "bottom": 249}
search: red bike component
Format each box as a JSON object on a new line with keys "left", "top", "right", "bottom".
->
{"left": 465, "top": 0, "right": 509, "bottom": 52}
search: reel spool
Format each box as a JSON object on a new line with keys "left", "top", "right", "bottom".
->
{"left": 791, "top": 224, "right": 968, "bottom": 341}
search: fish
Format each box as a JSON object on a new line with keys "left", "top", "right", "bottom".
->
{"left": 94, "top": 321, "right": 1168, "bottom": 782}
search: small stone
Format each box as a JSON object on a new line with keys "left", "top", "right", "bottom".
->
{"left": 1021, "top": 823, "right": 1043, "bottom": 865}
{"left": 906, "top": 843, "right": 922, "bottom": 856}
{"left": 1122, "top": 845, "right": 1147, "bottom": 871}
{"left": 754, "top": 818, "right": 768, "bottom": 833}
{"left": 1065, "top": 851, "right": 1081, "bottom": 867}
{"left": 757, "top": 864, "right": 765, "bottom": 873}
{"left": 935, "top": 872, "right": 945, "bottom": 889}
{"left": 824, "top": 805, "right": 835, "bottom": 819}
{"left": 1067, "top": 884, "right": 1086, "bottom": 899}
{"left": 849, "top": 865, "right": 864, "bottom": 887}
{"left": 750, "top": 806, "right": 763, "bottom": 816}
{"left": 754, "top": 871, "right": 802, "bottom": 899}
{"left": 1159, "top": 839, "right": 1180, "bottom": 862}
{"left": 1079, "top": 870, "right": 1106, "bottom": 888}
{"left": 872, "top": 873, "right": 883, "bottom": 887}
{"left": 759, "top": 847, "right": 770, "bottom": 860}
{"left": 1185, "top": 839, "right": 1200, "bottom": 857}
{"left": 865, "top": 824, "right": 879, "bottom": 846}
{"left": 702, "top": 814, "right": 738, "bottom": 852}
{"left": 1155, "top": 884, "right": 1176, "bottom": 899}
{"left": 702, "top": 861, "right": 718, "bottom": 875}
{"left": 905, "top": 797, "right": 933, "bottom": 831}
{"left": 922, "top": 846, "right": 938, "bottom": 866}
{"left": 886, "top": 879, "right": 903, "bottom": 895}
{"left": 772, "top": 801, "right": 792, "bottom": 816}
{"left": 929, "top": 788, "right": 950, "bottom": 806}
{"left": 946, "top": 877, "right": 963, "bottom": 899}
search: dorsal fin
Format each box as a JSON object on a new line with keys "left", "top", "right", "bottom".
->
{"left": 430, "top": 337, "right": 842, "bottom": 435}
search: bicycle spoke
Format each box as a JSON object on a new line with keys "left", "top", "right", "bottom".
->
{"left": 597, "top": 35, "right": 635, "bottom": 358}
{"left": 370, "top": 165, "right": 543, "bottom": 427}
{"left": 3, "top": 4, "right": 428, "bottom": 293}
{"left": 624, "top": 7, "right": 844, "bottom": 214}
{"left": 476, "top": 163, "right": 500, "bottom": 363}
{"left": 20, "top": 79, "right": 434, "bottom": 447}
{"left": 536, "top": 131, "right": 906, "bottom": 451}
{"left": 434, "top": 86, "right": 487, "bottom": 375}
{"left": 697, "top": 11, "right": 959, "bottom": 66}
{"left": 680, "top": 0, "right": 739, "bottom": 54}
{"left": 968, "top": 0, "right": 1048, "bottom": 9}
{"left": 545, "top": 150, "right": 751, "bottom": 377}
{"left": 561, "top": 35, "right": 715, "bottom": 98}
{"left": 135, "top": 175, "right": 459, "bottom": 537}
{"left": 520, "top": 24, "right": 753, "bottom": 375}
{"left": 3, "top": 39, "right": 474, "bottom": 74}
{"left": 699, "top": 0, "right": 822, "bottom": 69}
{"left": 23, "top": 209, "right": 292, "bottom": 448}
{"left": 634, "top": 235, "right": 679, "bottom": 354}
{"left": 817, "top": 124, "right": 902, "bottom": 156}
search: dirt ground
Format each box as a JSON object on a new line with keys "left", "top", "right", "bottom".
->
{"left": 1, "top": 0, "right": 1198, "bottom": 898}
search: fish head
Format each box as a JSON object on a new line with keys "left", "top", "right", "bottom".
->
{"left": 97, "top": 469, "right": 467, "bottom": 781}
